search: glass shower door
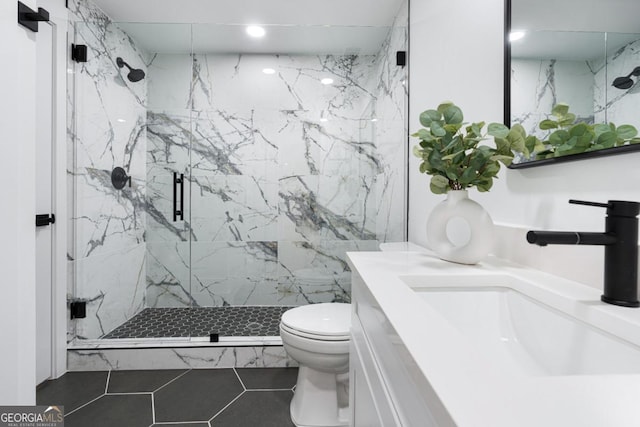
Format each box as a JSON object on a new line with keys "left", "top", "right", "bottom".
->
{"left": 137, "top": 23, "right": 194, "bottom": 339}
{"left": 68, "top": 16, "right": 157, "bottom": 341}
{"left": 68, "top": 17, "right": 194, "bottom": 342}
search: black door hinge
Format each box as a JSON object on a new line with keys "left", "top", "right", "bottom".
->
{"left": 35, "top": 213, "right": 55, "bottom": 227}
{"left": 72, "top": 44, "right": 87, "bottom": 62}
{"left": 70, "top": 301, "right": 87, "bottom": 319}
{"left": 18, "top": 1, "right": 50, "bottom": 33}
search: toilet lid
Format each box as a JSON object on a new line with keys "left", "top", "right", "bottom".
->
{"left": 281, "top": 303, "right": 351, "bottom": 338}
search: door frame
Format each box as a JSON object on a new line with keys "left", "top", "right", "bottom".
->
{"left": 36, "top": 0, "right": 68, "bottom": 381}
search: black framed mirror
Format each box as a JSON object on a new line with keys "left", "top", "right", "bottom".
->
{"left": 504, "top": 0, "right": 640, "bottom": 169}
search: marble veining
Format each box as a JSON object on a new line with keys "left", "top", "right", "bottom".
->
{"left": 68, "top": 346, "right": 296, "bottom": 370}
{"left": 68, "top": 0, "right": 408, "bottom": 340}
{"left": 594, "top": 37, "right": 640, "bottom": 128}
{"left": 512, "top": 33, "right": 640, "bottom": 146}
{"left": 68, "top": 0, "right": 149, "bottom": 340}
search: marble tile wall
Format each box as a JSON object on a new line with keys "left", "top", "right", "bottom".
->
{"left": 512, "top": 34, "right": 640, "bottom": 140}
{"left": 511, "top": 58, "right": 597, "bottom": 138}
{"left": 145, "top": 12, "right": 408, "bottom": 308}
{"left": 68, "top": 0, "right": 408, "bottom": 339}
{"left": 68, "top": 0, "right": 149, "bottom": 340}
{"left": 594, "top": 37, "right": 640, "bottom": 129}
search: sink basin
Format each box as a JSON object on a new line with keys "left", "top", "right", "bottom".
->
{"left": 413, "top": 285, "right": 640, "bottom": 376}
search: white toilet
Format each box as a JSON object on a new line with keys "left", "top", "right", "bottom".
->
{"left": 280, "top": 302, "right": 351, "bottom": 427}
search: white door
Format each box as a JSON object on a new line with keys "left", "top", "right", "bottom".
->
{"left": 35, "top": 19, "right": 55, "bottom": 385}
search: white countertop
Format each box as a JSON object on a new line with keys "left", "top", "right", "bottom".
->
{"left": 347, "top": 249, "right": 640, "bottom": 427}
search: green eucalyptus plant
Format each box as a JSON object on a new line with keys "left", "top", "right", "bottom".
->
{"left": 412, "top": 101, "right": 528, "bottom": 194}
{"left": 530, "top": 103, "right": 640, "bottom": 159}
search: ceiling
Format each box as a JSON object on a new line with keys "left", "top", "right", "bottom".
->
{"left": 512, "top": 31, "right": 640, "bottom": 61}
{"left": 92, "top": 0, "right": 405, "bottom": 26}
{"left": 93, "top": 0, "right": 406, "bottom": 55}
{"left": 117, "top": 23, "right": 393, "bottom": 55}
{"left": 512, "top": 0, "right": 640, "bottom": 33}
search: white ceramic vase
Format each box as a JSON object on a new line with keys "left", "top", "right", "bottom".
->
{"left": 426, "top": 189, "right": 494, "bottom": 265}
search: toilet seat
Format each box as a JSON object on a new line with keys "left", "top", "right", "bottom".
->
{"left": 281, "top": 303, "right": 351, "bottom": 340}
{"left": 280, "top": 322, "right": 349, "bottom": 341}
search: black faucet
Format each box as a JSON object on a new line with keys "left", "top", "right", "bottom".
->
{"left": 526, "top": 199, "right": 640, "bottom": 308}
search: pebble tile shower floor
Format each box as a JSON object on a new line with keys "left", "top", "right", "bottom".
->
{"left": 103, "top": 306, "right": 295, "bottom": 339}
{"left": 37, "top": 368, "right": 297, "bottom": 427}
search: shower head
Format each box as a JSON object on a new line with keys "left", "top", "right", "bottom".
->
{"left": 116, "top": 57, "right": 145, "bottom": 83}
{"left": 612, "top": 66, "right": 640, "bottom": 90}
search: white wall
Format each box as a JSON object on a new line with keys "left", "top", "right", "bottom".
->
{"left": 0, "top": 0, "right": 37, "bottom": 405}
{"left": 408, "top": 0, "right": 504, "bottom": 245}
{"left": 409, "top": 0, "right": 640, "bottom": 292}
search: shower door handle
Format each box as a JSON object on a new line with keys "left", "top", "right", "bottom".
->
{"left": 173, "top": 172, "right": 184, "bottom": 221}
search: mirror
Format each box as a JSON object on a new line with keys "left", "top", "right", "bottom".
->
{"left": 506, "top": 0, "right": 640, "bottom": 168}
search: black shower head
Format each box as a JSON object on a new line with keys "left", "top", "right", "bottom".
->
{"left": 612, "top": 66, "right": 640, "bottom": 90}
{"left": 116, "top": 57, "right": 145, "bottom": 83}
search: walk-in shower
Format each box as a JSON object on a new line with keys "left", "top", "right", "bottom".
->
{"left": 66, "top": 0, "right": 408, "bottom": 354}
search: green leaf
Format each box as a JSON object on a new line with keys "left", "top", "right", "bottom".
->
{"left": 557, "top": 114, "right": 576, "bottom": 127}
{"left": 419, "top": 161, "right": 429, "bottom": 173}
{"left": 430, "top": 175, "right": 449, "bottom": 194}
{"left": 507, "top": 127, "right": 526, "bottom": 153}
{"left": 442, "top": 149, "right": 465, "bottom": 161}
{"left": 430, "top": 121, "right": 447, "bottom": 137}
{"left": 593, "top": 123, "right": 611, "bottom": 137}
{"left": 490, "top": 154, "right": 513, "bottom": 166}
{"left": 539, "top": 119, "right": 559, "bottom": 130}
{"left": 476, "top": 177, "right": 494, "bottom": 192}
{"left": 617, "top": 124, "right": 638, "bottom": 140}
{"left": 436, "top": 102, "right": 455, "bottom": 114}
{"left": 548, "top": 130, "right": 570, "bottom": 146}
{"left": 419, "top": 110, "right": 441, "bottom": 127}
{"left": 413, "top": 128, "right": 435, "bottom": 142}
{"left": 569, "top": 123, "right": 589, "bottom": 137}
{"left": 630, "top": 138, "right": 640, "bottom": 145}
{"left": 494, "top": 137, "right": 510, "bottom": 154}
{"left": 487, "top": 122, "right": 509, "bottom": 138}
{"left": 551, "top": 103, "right": 570, "bottom": 117}
{"left": 524, "top": 135, "right": 538, "bottom": 155}
{"left": 412, "top": 145, "right": 423, "bottom": 158}
{"left": 510, "top": 124, "right": 526, "bottom": 138}
{"left": 441, "top": 105, "right": 464, "bottom": 124}
{"left": 428, "top": 147, "right": 445, "bottom": 170}
{"left": 597, "top": 131, "right": 617, "bottom": 148}
{"left": 443, "top": 123, "right": 463, "bottom": 134}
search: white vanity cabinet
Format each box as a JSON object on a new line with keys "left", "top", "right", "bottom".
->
{"left": 347, "top": 250, "right": 640, "bottom": 427}
{"left": 349, "top": 271, "right": 452, "bottom": 427}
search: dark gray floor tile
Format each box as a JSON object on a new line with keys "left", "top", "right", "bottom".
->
{"left": 154, "top": 369, "right": 244, "bottom": 422}
{"left": 36, "top": 371, "right": 108, "bottom": 412}
{"left": 235, "top": 367, "right": 298, "bottom": 389}
{"left": 65, "top": 394, "right": 152, "bottom": 427}
{"left": 210, "top": 390, "right": 295, "bottom": 427}
{"left": 107, "top": 369, "right": 187, "bottom": 393}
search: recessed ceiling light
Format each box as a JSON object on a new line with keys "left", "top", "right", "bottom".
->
{"left": 370, "top": 118, "right": 378, "bottom": 122}
{"left": 509, "top": 31, "right": 526, "bottom": 42}
{"left": 117, "top": 118, "right": 126, "bottom": 123}
{"left": 262, "top": 68, "right": 276, "bottom": 75}
{"left": 321, "top": 78, "right": 334, "bottom": 85}
{"left": 246, "top": 25, "right": 266, "bottom": 38}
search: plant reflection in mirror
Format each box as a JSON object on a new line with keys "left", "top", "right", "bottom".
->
{"left": 532, "top": 103, "right": 640, "bottom": 159}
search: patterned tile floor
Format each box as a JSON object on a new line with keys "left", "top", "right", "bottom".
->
{"left": 36, "top": 368, "right": 298, "bottom": 427}
{"left": 103, "top": 306, "right": 295, "bottom": 339}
